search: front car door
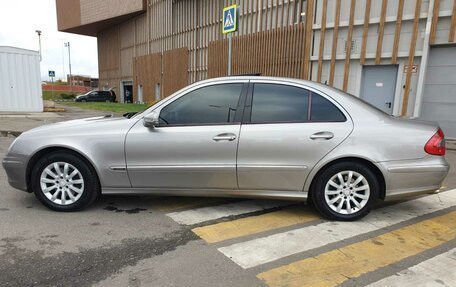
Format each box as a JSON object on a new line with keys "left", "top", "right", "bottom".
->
{"left": 125, "top": 80, "right": 248, "bottom": 190}
{"left": 237, "top": 80, "right": 353, "bottom": 191}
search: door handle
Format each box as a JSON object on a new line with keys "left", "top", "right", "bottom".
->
{"left": 385, "top": 102, "right": 392, "bottom": 108}
{"left": 213, "top": 133, "right": 237, "bottom": 142}
{"left": 310, "top": 132, "right": 334, "bottom": 140}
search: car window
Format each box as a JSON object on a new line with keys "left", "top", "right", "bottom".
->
{"left": 250, "top": 84, "right": 310, "bottom": 123}
{"left": 159, "top": 84, "right": 243, "bottom": 125}
{"left": 310, "top": 93, "right": 346, "bottom": 122}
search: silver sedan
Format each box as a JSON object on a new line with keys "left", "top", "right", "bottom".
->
{"left": 2, "top": 77, "right": 449, "bottom": 220}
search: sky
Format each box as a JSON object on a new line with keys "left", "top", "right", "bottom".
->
{"left": 0, "top": 0, "right": 98, "bottom": 81}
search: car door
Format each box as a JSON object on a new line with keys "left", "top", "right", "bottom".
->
{"left": 98, "top": 91, "right": 107, "bottom": 101}
{"left": 97, "top": 92, "right": 106, "bottom": 102}
{"left": 125, "top": 80, "right": 248, "bottom": 189}
{"left": 237, "top": 81, "right": 353, "bottom": 191}
{"left": 87, "top": 92, "right": 97, "bottom": 102}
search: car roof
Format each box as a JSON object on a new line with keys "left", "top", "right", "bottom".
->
{"left": 199, "top": 76, "right": 390, "bottom": 119}
{"left": 198, "top": 76, "right": 333, "bottom": 91}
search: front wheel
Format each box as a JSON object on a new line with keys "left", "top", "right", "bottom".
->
{"left": 312, "top": 162, "right": 379, "bottom": 221}
{"left": 31, "top": 152, "right": 100, "bottom": 211}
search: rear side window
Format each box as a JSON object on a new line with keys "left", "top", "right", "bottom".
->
{"left": 159, "top": 84, "right": 243, "bottom": 125}
{"left": 251, "top": 84, "right": 310, "bottom": 123}
{"left": 249, "top": 83, "right": 345, "bottom": 123}
{"left": 311, "top": 93, "right": 346, "bottom": 122}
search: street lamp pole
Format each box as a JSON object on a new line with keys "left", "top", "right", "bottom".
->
{"left": 35, "top": 30, "right": 42, "bottom": 62}
{"left": 64, "top": 42, "right": 72, "bottom": 89}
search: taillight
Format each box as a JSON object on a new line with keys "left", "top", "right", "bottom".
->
{"left": 425, "top": 128, "right": 446, "bottom": 156}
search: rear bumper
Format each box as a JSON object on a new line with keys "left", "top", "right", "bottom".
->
{"left": 379, "top": 157, "right": 450, "bottom": 200}
{"left": 2, "top": 154, "right": 29, "bottom": 192}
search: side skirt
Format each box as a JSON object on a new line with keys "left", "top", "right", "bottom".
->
{"left": 102, "top": 188, "right": 308, "bottom": 202}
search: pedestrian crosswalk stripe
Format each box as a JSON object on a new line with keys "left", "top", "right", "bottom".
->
{"left": 192, "top": 206, "right": 319, "bottom": 243}
{"left": 166, "top": 200, "right": 293, "bottom": 225}
{"left": 257, "top": 211, "right": 456, "bottom": 287}
{"left": 368, "top": 247, "right": 456, "bottom": 287}
{"left": 152, "top": 197, "right": 229, "bottom": 212}
{"left": 218, "top": 189, "right": 456, "bottom": 268}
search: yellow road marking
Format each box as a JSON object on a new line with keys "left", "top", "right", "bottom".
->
{"left": 192, "top": 206, "right": 319, "bottom": 243}
{"left": 152, "top": 197, "right": 227, "bottom": 212}
{"left": 258, "top": 211, "right": 456, "bottom": 287}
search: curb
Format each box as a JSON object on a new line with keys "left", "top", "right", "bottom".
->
{"left": 0, "top": 131, "right": 22, "bottom": 137}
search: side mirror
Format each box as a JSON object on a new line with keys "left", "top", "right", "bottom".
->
{"left": 143, "top": 111, "right": 160, "bottom": 128}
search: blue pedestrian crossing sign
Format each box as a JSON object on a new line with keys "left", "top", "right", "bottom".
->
{"left": 48, "top": 70, "right": 55, "bottom": 77}
{"left": 222, "top": 5, "right": 237, "bottom": 34}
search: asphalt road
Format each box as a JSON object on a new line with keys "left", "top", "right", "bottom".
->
{"left": 1, "top": 112, "right": 455, "bottom": 287}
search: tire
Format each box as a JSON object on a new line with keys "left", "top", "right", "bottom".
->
{"left": 81, "top": 99, "right": 87, "bottom": 103}
{"left": 30, "top": 151, "right": 100, "bottom": 212}
{"left": 312, "top": 161, "right": 379, "bottom": 221}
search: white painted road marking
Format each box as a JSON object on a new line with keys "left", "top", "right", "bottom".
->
{"left": 218, "top": 189, "right": 456, "bottom": 269}
{"left": 166, "top": 200, "right": 293, "bottom": 225}
{"left": 368, "top": 248, "right": 456, "bottom": 287}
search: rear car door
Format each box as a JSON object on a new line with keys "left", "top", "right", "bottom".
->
{"left": 125, "top": 80, "right": 248, "bottom": 189}
{"left": 99, "top": 91, "right": 108, "bottom": 101}
{"left": 87, "top": 92, "right": 98, "bottom": 102}
{"left": 237, "top": 81, "right": 353, "bottom": 191}
{"left": 97, "top": 92, "right": 107, "bottom": 102}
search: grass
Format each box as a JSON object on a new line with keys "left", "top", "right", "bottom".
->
{"left": 43, "top": 91, "right": 77, "bottom": 101}
{"left": 59, "top": 102, "right": 150, "bottom": 114}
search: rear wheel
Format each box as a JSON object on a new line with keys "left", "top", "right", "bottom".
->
{"left": 312, "top": 162, "right": 379, "bottom": 221}
{"left": 31, "top": 152, "right": 100, "bottom": 211}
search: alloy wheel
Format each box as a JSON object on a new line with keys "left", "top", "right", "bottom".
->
{"left": 324, "top": 170, "right": 370, "bottom": 215}
{"left": 39, "top": 162, "right": 84, "bottom": 205}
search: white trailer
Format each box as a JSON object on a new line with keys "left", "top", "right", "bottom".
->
{"left": 0, "top": 46, "right": 43, "bottom": 112}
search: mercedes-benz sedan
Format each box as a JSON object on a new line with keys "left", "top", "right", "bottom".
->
{"left": 2, "top": 77, "right": 449, "bottom": 220}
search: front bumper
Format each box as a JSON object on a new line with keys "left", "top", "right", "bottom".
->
{"left": 379, "top": 156, "right": 450, "bottom": 200}
{"left": 2, "top": 154, "right": 28, "bottom": 192}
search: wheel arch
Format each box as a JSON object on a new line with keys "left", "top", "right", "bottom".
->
{"left": 26, "top": 146, "right": 101, "bottom": 192}
{"left": 307, "top": 157, "right": 386, "bottom": 202}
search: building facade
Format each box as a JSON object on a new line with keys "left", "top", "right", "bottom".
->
{"left": 67, "top": 75, "right": 99, "bottom": 88}
{"left": 56, "top": 0, "right": 456, "bottom": 138}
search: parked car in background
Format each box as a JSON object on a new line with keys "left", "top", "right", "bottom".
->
{"left": 75, "top": 90, "right": 116, "bottom": 102}
{"left": 2, "top": 76, "right": 449, "bottom": 221}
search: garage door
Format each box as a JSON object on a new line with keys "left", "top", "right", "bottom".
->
{"left": 421, "top": 46, "right": 456, "bottom": 139}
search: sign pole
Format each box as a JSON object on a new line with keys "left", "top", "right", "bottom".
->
{"left": 228, "top": 33, "right": 232, "bottom": 76}
{"left": 222, "top": 4, "right": 237, "bottom": 76}
{"left": 49, "top": 70, "right": 56, "bottom": 100}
